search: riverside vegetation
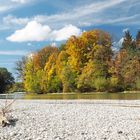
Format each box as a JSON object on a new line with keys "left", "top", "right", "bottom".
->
{"left": 15, "top": 29, "right": 140, "bottom": 94}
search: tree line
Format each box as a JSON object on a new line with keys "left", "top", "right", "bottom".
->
{"left": 16, "top": 30, "right": 140, "bottom": 93}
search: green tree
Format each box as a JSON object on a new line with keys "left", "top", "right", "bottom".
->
{"left": 0, "top": 68, "right": 14, "bottom": 93}
{"left": 11, "top": 82, "right": 24, "bottom": 92}
{"left": 122, "top": 31, "right": 133, "bottom": 49}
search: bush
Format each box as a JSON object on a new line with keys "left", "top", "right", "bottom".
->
{"left": 10, "top": 82, "right": 25, "bottom": 92}
{"left": 94, "top": 77, "right": 109, "bottom": 92}
{"left": 109, "top": 77, "right": 123, "bottom": 92}
{"left": 136, "top": 78, "right": 140, "bottom": 90}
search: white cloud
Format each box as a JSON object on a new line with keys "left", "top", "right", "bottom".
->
{"left": 0, "top": 0, "right": 37, "bottom": 13}
{"left": 112, "top": 38, "right": 124, "bottom": 52}
{"left": 27, "top": 53, "right": 35, "bottom": 59}
{"left": 50, "top": 42, "right": 56, "bottom": 47}
{"left": 7, "top": 21, "right": 51, "bottom": 42}
{"left": 7, "top": 21, "right": 82, "bottom": 42}
{"left": 33, "top": 0, "right": 129, "bottom": 27}
{"left": 0, "top": 50, "right": 28, "bottom": 55}
{"left": 11, "top": 0, "right": 28, "bottom": 4}
{"left": 51, "top": 25, "right": 82, "bottom": 41}
{"left": 116, "top": 37, "right": 124, "bottom": 50}
{"left": 1, "top": 0, "right": 140, "bottom": 32}
{"left": 1, "top": 0, "right": 140, "bottom": 31}
{"left": 0, "top": 5, "right": 12, "bottom": 12}
{"left": 3, "top": 15, "right": 29, "bottom": 26}
{"left": 123, "top": 28, "right": 129, "bottom": 33}
{"left": 105, "top": 14, "right": 140, "bottom": 25}
{"left": 118, "top": 38, "right": 124, "bottom": 45}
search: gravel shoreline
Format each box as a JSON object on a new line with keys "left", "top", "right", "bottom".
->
{"left": 0, "top": 100, "right": 140, "bottom": 140}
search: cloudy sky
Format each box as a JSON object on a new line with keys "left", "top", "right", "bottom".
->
{"left": 0, "top": 0, "right": 140, "bottom": 78}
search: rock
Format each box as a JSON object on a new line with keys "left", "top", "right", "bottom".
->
{"left": 118, "top": 131, "right": 123, "bottom": 134}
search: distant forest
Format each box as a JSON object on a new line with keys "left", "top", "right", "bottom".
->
{"left": 16, "top": 30, "right": 140, "bottom": 93}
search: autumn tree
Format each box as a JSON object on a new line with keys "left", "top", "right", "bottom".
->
{"left": 24, "top": 58, "right": 39, "bottom": 93}
{"left": 56, "top": 50, "right": 77, "bottom": 92}
{"left": 115, "top": 31, "right": 140, "bottom": 90}
{"left": 17, "top": 29, "right": 140, "bottom": 93}
{"left": 136, "top": 30, "right": 140, "bottom": 49}
{"left": 44, "top": 50, "right": 62, "bottom": 93}
{"left": 72, "top": 30, "right": 113, "bottom": 92}
{"left": 33, "top": 46, "right": 58, "bottom": 70}
{"left": 23, "top": 46, "right": 61, "bottom": 93}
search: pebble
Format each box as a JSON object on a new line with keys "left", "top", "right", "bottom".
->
{"left": 0, "top": 100, "right": 140, "bottom": 140}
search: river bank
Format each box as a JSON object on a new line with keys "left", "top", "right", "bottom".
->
{"left": 0, "top": 100, "right": 140, "bottom": 140}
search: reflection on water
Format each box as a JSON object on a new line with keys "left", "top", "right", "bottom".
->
{"left": 0, "top": 92, "right": 25, "bottom": 99}
{"left": 21, "top": 92, "right": 140, "bottom": 100}
{"left": 0, "top": 92, "right": 140, "bottom": 100}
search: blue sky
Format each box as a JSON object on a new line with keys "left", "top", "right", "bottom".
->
{"left": 0, "top": 0, "right": 140, "bottom": 79}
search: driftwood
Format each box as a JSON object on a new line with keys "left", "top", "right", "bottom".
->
{"left": 0, "top": 98, "right": 15, "bottom": 127}
{"left": 0, "top": 115, "right": 10, "bottom": 127}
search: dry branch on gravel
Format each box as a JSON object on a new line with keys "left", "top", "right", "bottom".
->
{"left": 0, "top": 97, "right": 16, "bottom": 127}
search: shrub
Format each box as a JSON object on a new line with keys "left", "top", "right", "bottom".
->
{"left": 94, "top": 77, "right": 109, "bottom": 92}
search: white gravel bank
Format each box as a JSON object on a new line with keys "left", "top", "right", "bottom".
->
{"left": 0, "top": 100, "right": 140, "bottom": 140}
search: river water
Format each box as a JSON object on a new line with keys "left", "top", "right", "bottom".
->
{"left": 0, "top": 92, "right": 25, "bottom": 99}
{"left": 0, "top": 92, "right": 140, "bottom": 100}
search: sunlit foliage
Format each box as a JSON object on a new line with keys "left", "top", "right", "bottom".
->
{"left": 16, "top": 30, "right": 140, "bottom": 93}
